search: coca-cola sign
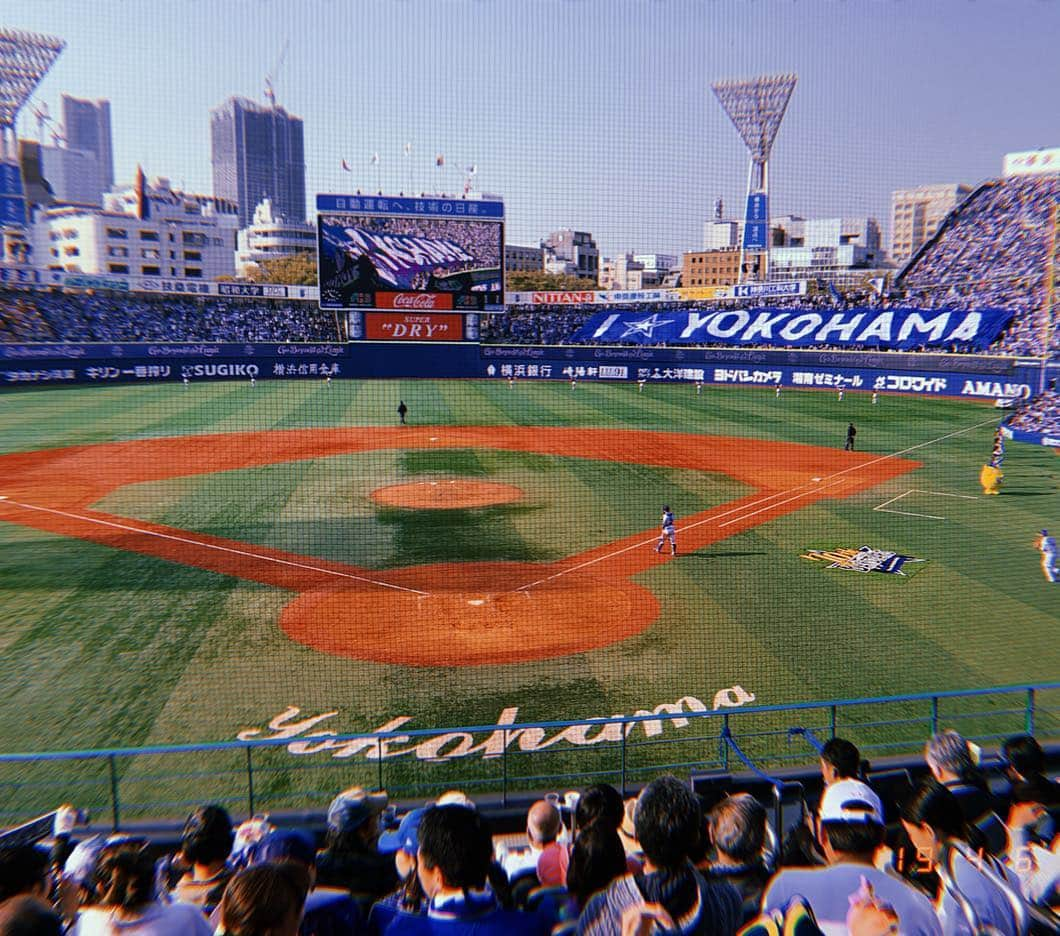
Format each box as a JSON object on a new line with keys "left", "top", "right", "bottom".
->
{"left": 365, "top": 312, "right": 464, "bottom": 341}
{"left": 375, "top": 292, "right": 454, "bottom": 310}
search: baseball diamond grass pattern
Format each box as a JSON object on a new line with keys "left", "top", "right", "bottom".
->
{"left": 0, "top": 379, "right": 1057, "bottom": 817}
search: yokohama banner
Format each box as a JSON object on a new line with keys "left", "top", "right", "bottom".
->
{"left": 570, "top": 307, "right": 1015, "bottom": 352}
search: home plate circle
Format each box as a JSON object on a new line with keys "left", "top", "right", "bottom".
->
{"left": 279, "top": 562, "right": 660, "bottom": 666}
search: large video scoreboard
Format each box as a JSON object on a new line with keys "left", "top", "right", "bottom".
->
{"left": 316, "top": 194, "right": 504, "bottom": 313}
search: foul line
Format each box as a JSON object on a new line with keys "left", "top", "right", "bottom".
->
{"left": 513, "top": 417, "right": 999, "bottom": 592}
{"left": 0, "top": 499, "right": 429, "bottom": 596}
{"left": 873, "top": 488, "right": 979, "bottom": 521}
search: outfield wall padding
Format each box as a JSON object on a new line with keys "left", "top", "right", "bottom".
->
{"left": 0, "top": 341, "right": 1044, "bottom": 400}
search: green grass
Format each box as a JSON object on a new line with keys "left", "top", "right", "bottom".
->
{"left": 0, "top": 379, "right": 1057, "bottom": 816}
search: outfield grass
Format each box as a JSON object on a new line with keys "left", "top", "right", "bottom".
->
{"left": 0, "top": 379, "right": 1056, "bottom": 816}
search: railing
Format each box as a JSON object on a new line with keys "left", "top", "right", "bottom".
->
{"left": 0, "top": 682, "right": 1056, "bottom": 829}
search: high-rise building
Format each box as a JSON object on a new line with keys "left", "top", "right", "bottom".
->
{"left": 38, "top": 143, "right": 103, "bottom": 205}
{"left": 61, "top": 95, "right": 113, "bottom": 196}
{"left": 210, "top": 97, "right": 305, "bottom": 229}
{"left": 890, "top": 184, "right": 971, "bottom": 266}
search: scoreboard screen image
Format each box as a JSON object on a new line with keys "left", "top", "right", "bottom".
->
{"left": 317, "top": 195, "right": 504, "bottom": 311}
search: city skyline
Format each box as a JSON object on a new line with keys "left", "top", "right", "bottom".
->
{"left": 6, "top": 0, "right": 1060, "bottom": 258}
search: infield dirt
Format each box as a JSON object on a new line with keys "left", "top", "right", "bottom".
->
{"left": 0, "top": 426, "right": 918, "bottom": 665}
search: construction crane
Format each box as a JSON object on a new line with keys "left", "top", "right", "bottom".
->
{"left": 29, "top": 99, "right": 51, "bottom": 142}
{"left": 264, "top": 39, "right": 290, "bottom": 108}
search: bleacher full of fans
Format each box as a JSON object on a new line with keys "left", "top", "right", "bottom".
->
{"left": 1005, "top": 390, "right": 1060, "bottom": 435}
{"left": 0, "top": 730, "right": 1057, "bottom": 935}
{"left": 0, "top": 288, "right": 342, "bottom": 344}
{"left": 897, "top": 174, "right": 1060, "bottom": 356}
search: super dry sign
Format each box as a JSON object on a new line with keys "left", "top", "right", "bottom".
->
{"left": 364, "top": 312, "right": 464, "bottom": 341}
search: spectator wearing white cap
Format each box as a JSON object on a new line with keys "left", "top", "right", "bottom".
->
{"left": 762, "top": 779, "right": 942, "bottom": 934}
{"left": 316, "top": 787, "right": 397, "bottom": 907}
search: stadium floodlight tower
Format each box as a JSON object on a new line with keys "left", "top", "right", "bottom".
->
{"left": 0, "top": 27, "right": 65, "bottom": 244}
{"left": 711, "top": 73, "right": 797, "bottom": 284}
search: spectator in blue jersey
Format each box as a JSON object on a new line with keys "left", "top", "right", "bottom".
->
{"left": 244, "top": 830, "right": 362, "bottom": 936}
{"left": 369, "top": 808, "right": 428, "bottom": 935}
{"left": 383, "top": 804, "right": 548, "bottom": 936}
{"left": 317, "top": 788, "right": 397, "bottom": 908}
{"left": 577, "top": 775, "right": 741, "bottom": 936}
{"left": 219, "top": 863, "right": 311, "bottom": 936}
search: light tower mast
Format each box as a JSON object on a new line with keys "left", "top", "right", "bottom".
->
{"left": 711, "top": 73, "right": 797, "bottom": 284}
{"left": 0, "top": 27, "right": 65, "bottom": 245}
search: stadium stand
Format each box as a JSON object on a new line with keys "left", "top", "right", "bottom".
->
{"left": 1006, "top": 390, "right": 1060, "bottom": 434}
{"left": 897, "top": 174, "right": 1060, "bottom": 355}
{"left": 0, "top": 287, "right": 342, "bottom": 344}
{"left": 1, "top": 732, "right": 1057, "bottom": 936}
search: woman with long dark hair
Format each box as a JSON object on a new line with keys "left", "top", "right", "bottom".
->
{"left": 900, "top": 778, "right": 1027, "bottom": 935}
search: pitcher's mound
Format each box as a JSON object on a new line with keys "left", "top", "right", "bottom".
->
{"left": 371, "top": 480, "right": 524, "bottom": 509}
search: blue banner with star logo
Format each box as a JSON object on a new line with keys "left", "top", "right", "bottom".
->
{"left": 567, "top": 307, "right": 1014, "bottom": 352}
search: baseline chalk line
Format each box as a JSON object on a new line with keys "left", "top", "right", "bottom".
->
{"left": 0, "top": 499, "right": 429, "bottom": 596}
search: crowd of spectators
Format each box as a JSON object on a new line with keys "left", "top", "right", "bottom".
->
{"left": 898, "top": 174, "right": 1060, "bottom": 355}
{"left": 1005, "top": 390, "right": 1060, "bottom": 435}
{"left": 0, "top": 288, "right": 342, "bottom": 344}
{"left": 3, "top": 170, "right": 1060, "bottom": 353}
{"left": 0, "top": 731, "right": 1056, "bottom": 935}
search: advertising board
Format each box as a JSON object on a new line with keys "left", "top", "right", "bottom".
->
{"left": 364, "top": 312, "right": 464, "bottom": 341}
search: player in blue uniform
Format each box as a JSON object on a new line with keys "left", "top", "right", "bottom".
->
{"left": 655, "top": 506, "right": 676, "bottom": 556}
{"left": 1036, "top": 529, "right": 1057, "bottom": 582}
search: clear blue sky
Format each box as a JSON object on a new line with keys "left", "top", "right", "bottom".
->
{"left": 9, "top": 0, "right": 1060, "bottom": 257}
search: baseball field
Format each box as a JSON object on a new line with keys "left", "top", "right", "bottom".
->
{"left": 0, "top": 378, "right": 1057, "bottom": 814}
